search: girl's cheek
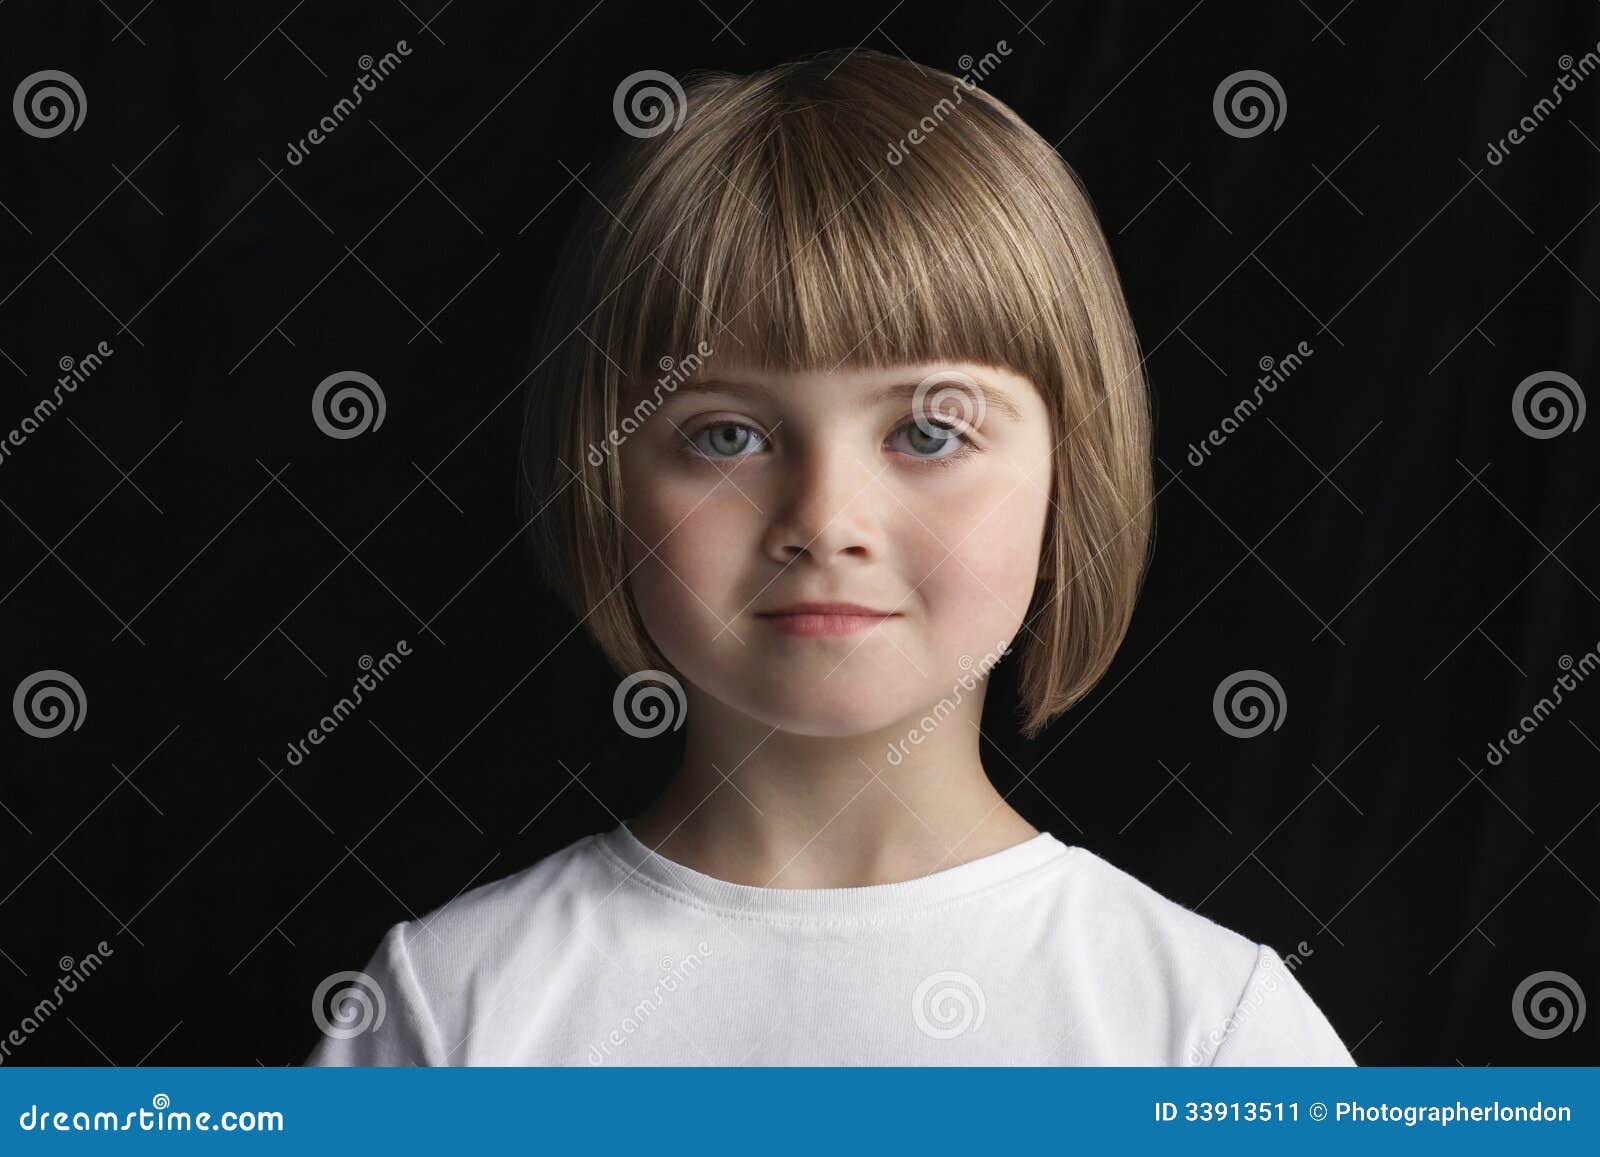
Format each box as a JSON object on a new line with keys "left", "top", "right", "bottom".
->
{"left": 621, "top": 453, "right": 714, "bottom": 549}
{"left": 920, "top": 470, "right": 1025, "bottom": 547}
{"left": 628, "top": 487, "right": 751, "bottom": 593}
{"left": 934, "top": 486, "right": 1049, "bottom": 614}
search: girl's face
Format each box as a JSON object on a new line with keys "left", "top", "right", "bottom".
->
{"left": 617, "top": 360, "right": 1055, "bottom": 738}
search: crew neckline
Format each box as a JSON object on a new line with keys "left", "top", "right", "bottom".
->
{"left": 596, "top": 819, "right": 1076, "bottom": 919}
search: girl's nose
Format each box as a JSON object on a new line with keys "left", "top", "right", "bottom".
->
{"left": 761, "top": 443, "right": 884, "bottom": 565}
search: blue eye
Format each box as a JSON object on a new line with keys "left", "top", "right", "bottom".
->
{"left": 681, "top": 418, "right": 978, "bottom": 467}
{"left": 889, "top": 418, "right": 974, "bottom": 463}
{"left": 688, "top": 421, "right": 767, "bottom": 460}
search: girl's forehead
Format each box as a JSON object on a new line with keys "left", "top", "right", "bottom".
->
{"left": 629, "top": 358, "right": 1040, "bottom": 423}
{"left": 673, "top": 358, "right": 1028, "bottom": 390}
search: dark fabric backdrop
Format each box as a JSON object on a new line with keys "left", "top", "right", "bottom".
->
{"left": 1, "top": 0, "right": 1596, "bottom": 1065}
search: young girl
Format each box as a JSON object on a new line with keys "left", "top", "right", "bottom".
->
{"left": 307, "top": 49, "right": 1353, "bottom": 1066}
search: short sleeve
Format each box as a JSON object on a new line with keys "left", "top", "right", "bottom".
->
{"left": 303, "top": 921, "right": 447, "bottom": 1067}
{"left": 1210, "top": 944, "right": 1355, "bottom": 1066}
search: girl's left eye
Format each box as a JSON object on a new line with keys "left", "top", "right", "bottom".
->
{"left": 888, "top": 418, "right": 976, "bottom": 464}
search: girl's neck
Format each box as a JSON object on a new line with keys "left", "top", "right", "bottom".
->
{"left": 624, "top": 690, "right": 1040, "bottom": 888}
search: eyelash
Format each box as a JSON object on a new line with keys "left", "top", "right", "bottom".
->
{"left": 681, "top": 418, "right": 981, "bottom": 470}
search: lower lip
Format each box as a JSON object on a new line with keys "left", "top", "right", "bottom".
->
{"left": 756, "top": 613, "right": 898, "bottom": 637}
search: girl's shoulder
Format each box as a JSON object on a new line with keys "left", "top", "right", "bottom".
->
{"left": 1031, "top": 843, "right": 1349, "bottom": 1061}
{"left": 411, "top": 827, "right": 617, "bottom": 944}
{"left": 1051, "top": 843, "right": 1266, "bottom": 960}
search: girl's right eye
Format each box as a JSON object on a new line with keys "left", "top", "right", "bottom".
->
{"left": 685, "top": 421, "right": 768, "bottom": 461}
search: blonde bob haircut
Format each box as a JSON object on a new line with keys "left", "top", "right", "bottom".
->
{"left": 519, "top": 48, "right": 1154, "bottom": 740}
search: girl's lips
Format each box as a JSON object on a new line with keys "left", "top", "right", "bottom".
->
{"left": 755, "top": 611, "right": 899, "bottom": 637}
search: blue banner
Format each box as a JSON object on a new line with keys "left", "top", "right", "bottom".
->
{"left": 2, "top": 1067, "right": 1594, "bottom": 1153}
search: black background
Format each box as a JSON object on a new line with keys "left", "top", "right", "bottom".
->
{"left": 1, "top": 1, "right": 1597, "bottom": 1066}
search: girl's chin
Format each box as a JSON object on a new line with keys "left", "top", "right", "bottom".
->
{"left": 735, "top": 699, "right": 916, "bottom": 740}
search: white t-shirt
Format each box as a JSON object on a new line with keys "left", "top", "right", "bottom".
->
{"left": 304, "top": 822, "right": 1355, "bottom": 1066}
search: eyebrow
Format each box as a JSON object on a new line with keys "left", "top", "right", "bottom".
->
{"left": 669, "top": 377, "right": 1027, "bottom": 423}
